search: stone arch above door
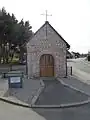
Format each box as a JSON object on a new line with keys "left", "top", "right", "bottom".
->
{"left": 40, "top": 54, "right": 54, "bottom": 77}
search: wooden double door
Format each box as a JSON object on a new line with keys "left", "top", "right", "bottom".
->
{"left": 40, "top": 54, "right": 54, "bottom": 77}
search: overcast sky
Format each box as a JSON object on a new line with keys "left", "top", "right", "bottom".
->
{"left": 0, "top": 0, "right": 90, "bottom": 53}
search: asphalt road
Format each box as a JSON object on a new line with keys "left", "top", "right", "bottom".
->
{"left": 0, "top": 100, "right": 45, "bottom": 120}
{"left": 67, "top": 58, "right": 90, "bottom": 82}
{"left": 67, "top": 58, "right": 90, "bottom": 73}
{"left": 0, "top": 98, "right": 90, "bottom": 120}
{"left": 33, "top": 103, "right": 90, "bottom": 120}
{"left": 35, "top": 80, "right": 89, "bottom": 105}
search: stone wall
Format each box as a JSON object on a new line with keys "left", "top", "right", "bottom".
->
{"left": 27, "top": 22, "right": 67, "bottom": 78}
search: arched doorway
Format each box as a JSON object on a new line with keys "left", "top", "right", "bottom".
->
{"left": 40, "top": 54, "right": 54, "bottom": 77}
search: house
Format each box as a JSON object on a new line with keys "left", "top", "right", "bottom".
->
{"left": 67, "top": 50, "right": 73, "bottom": 59}
{"left": 27, "top": 21, "right": 70, "bottom": 78}
{"left": 71, "top": 52, "right": 80, "bottom": 59}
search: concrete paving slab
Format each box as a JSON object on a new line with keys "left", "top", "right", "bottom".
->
{"left": 60, "top": 76, "right": 90, "bottom": 96}
{"left": 3, "top": 78, "right": 41, "bottom": 104}
{"left": 0, "top": 100, "right": 45, "bottom": 120}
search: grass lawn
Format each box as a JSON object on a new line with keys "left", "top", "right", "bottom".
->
{"left": 1, "top": 56, "right": 19, "bottom": 64}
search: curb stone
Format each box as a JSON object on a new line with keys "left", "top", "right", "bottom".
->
{"left": 31, "top": 99, "right": 90, "bottom": 108}
{"left": 69, "top": 75, "right": 90, "bottom": 85}
{"left": 31, "top": 80, "right": 45, "bottom": 106}
{"left": 0, "top": 96, "right": 90, "bottom": 109}
{"left": 0, "top": 97, "right": 30, "bottom": 108}
{"left": 40, "top": 80, "right": 45, "bottom": 87}
{"left": 0, "top": 78, "right": 90, "bottom": 108}
{"left": 31, "top": 87, "right": 44, "bottom": 105}
{"left": 57, "top": 78, "right": 90, "bottom": 97}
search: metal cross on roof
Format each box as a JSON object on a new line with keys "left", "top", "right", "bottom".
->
{"left": 41, "top": 10, "right": 52, "bottom": 22}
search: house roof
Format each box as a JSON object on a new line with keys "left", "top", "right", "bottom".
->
{"left": 26, "top": 21, "right": 70, "bottom": 49}
{"left": 67, "top": 50, "right": 72, "bottom": 55}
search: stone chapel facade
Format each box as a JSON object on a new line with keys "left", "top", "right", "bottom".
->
{"left": 27, "top": 21, "right": 70, "bottom": 78}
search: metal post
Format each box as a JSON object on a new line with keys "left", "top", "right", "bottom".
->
{"left": 71, "top": 66, "right": 72, "bottom": 75}
{"left": 66, "top": 52, "right": 67, "bottom": 77}
{"left": 64, "top": 59, "right": 67, "bottom": 78}
{"left": 26, "top": 52, "right": 28, "bottom": 75}
{"left": 10, "top": 63, "right": 12, "bottom": 71}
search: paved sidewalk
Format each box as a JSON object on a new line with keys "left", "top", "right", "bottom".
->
{"left": 0, "top": 100, "right": 45, "bottom": 120}
{"left": 0, "top": 76, "right": 42, "bottom": 105}
{"left": 72, "top": 67, "right": 90, "bottom": 83}
{"left": 3, "top": 78, "right": 41, "bottom": 104}
{"left": 60, "top": 76, "right": 90, "bottom": 96}
{"left": 67, "top": 58, "right": 90, "bottom": 81}
{"left": 0, "top": 78, "right": 8, "bottom": 96}
{"left": 0, "top": 77, "right": 90, "bottom": 108}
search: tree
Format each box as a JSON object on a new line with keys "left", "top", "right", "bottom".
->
{"left": 17, "top": 19, "right": 32, "bottom": 62}
{"left": 0, "top": 7, "right": 33, "bottom": 64}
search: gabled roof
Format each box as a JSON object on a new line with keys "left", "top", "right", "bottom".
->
{"left": 67, "top": 50, "right": 72, "bottom": 55}
{"left": 34, "top": 21, "right": 70, "bottom": 49}
{"left": 26, "top": 21, "right": 70, "bottom": 49}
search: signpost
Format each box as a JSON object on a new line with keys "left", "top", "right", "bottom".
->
{"left": 10, "top": 77, "right": 21, "bottom": 83}
{"left": 7, "top": 71, "right": 23, "bottom": 88}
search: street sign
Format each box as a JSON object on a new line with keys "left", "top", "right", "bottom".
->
{"left": 8, "top": 71, "right": 23, "bottom": 88}
{"left": 10, "top": 77, "right": 21, "bottom": 83}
